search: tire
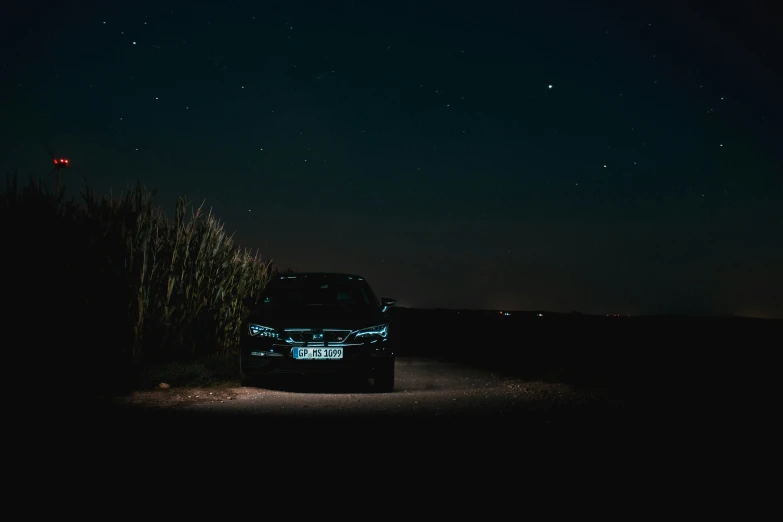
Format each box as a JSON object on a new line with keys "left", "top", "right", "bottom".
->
{"left": 373, "top": 360, "right": 395, "bottom": 393}
{"left": 240, "top": 371, "right": 255, "bottom": 387}
{"left": 239, "top": 356, "right": 256, "bottom": 387}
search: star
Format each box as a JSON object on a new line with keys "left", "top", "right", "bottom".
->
{"left": 132, "top": 41, "right": 136, "bottom": 45}
{"left": 548, "top": 84, "right": 553, "bottom": 89}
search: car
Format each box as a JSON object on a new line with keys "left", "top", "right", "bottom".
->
{"left": 239, "top": 272, "right": 397, "bottom": 392}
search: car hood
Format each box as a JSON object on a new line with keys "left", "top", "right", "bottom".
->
{"left": 245, "top": 304, "right": 385, "bottom": 330}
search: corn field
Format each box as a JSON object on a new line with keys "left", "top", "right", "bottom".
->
{"left": 2, "top": 174, "right": 277, "bottom": 372}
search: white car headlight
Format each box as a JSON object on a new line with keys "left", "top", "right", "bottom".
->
{"left": 248, "top": 324, "right": 279, "bottom": 338}
{"left": 354, "top": 324, "right": 389, "bottom": 339}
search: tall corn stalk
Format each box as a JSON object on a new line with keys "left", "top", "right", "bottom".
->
{"left": 5, "top": 174, "right": 277, "bottom": 364}
{"left": 81, "top": 181, "right": 163, "bottom": 364}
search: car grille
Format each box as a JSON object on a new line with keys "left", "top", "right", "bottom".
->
{"left": 284, "top": 329, "right": 352, "bottom": 343}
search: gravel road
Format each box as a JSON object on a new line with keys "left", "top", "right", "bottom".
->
{"left": 114, "top": 357, "right": 626, "bottom": 423}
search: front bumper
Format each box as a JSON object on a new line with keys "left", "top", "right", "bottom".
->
{"left": 240, "top": 337, "right": 394, "bottom": 377}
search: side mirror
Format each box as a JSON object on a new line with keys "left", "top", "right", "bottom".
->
{"left": 381, "top": 297, "right": 397, "bottom": 312}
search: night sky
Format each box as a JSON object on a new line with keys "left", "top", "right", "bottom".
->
{"left": 2, "top": 0, "right": 782, "bottom": 317}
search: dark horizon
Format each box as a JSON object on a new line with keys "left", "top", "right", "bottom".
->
{"left": 367, "top": 304, "right": 783, "bottom": 320}
{"left": 2, "top": 0, "right": 782, "bottom": 318}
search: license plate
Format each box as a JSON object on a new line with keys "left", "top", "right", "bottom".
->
{"left": 293, "top": 347, "right": 343, "bottom": 360}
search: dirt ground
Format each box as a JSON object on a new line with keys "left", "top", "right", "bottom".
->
{"left": 113, "top": 357, "right": 622, "bottom": 419}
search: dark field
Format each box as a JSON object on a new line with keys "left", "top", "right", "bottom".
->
{"left": 390, "top": 307, "right": 777, "bottom": 401}
{"left": 40, "top": 306, "right": 777, "bottom": 433}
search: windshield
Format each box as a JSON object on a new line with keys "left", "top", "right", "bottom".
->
{"left": 262, "top": 277, "right": 375, "bottom": 307}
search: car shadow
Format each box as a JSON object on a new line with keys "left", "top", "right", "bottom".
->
{"left": 250, "top": 374, "right": 378, "bottom": 394}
